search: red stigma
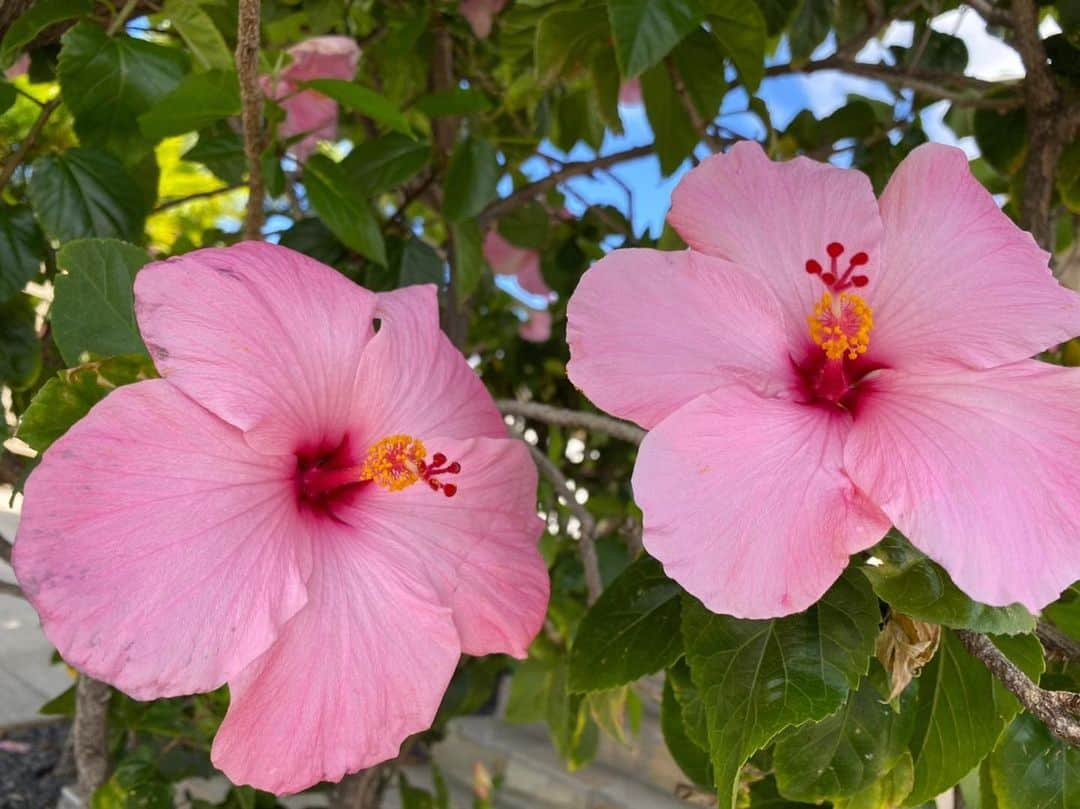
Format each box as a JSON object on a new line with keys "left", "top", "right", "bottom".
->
{"left": 804, "top": 242, "right": 872, "bottom": 292}
{"left": 422, "top": 451, "right": 462, "bottom": 498}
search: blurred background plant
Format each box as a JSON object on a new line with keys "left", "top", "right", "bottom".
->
{"left": 2, "top": 1, "right": 1080, "bottom": 808}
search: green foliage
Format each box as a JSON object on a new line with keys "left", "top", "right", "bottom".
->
{"left": 682, "top": 570, "right": 880, "bottom": 809}
{"left": 0, "top": 0, "right": 93, "bottom": 68}
{"left": 52, "top": 239, "right": 149, "bottom": 365}
{"left": 304, "top": 154, "right": 387, "bottom": 264}
{"left": 139, "top": 70, "right": 242, "bottom": 139}
{"left": 607, "top": 0, "right": 704, "bottom": 78}
{"left": 863, "top": 532, "right": 1036, "bottom": 634}
{"left": 990, "top": 714, "right": 1080, "bottom": 809}
{"left": 443, "top": 136, "right": 501, "bottom": 222}
{"left": 0, "top": 205, "right": 44, "bottom": 302}
{"left": 568, "top": 554, "right": 683, "bottom": 692}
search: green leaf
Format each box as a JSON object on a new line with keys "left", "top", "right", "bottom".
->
{"left": 667, "top": 657, "right": 709, "bottom": 751}
{"left": 497, "top": 202, "right": 550, "bottom": 249}
{"left": 301, "top": 79, "right": 411, "bottom": 135}
{"left": 279, "top": 218, "right": 347, "bottom": 266}
{"left": 184, "top": 129, "right": 246, "bottom": 185}
{"left": 535, "top": 7, "right": 611, "bottom": 85}
{"left": 661, "top": 671, "right": 713, "bottom": 787}
{"left": 707, "top": 0, "right": 767, "bottom": 91}
{"left": 904, "top": 631, "right": 1045, "bottom": 806}
{"left": 443, "top": 137, "right": 500, "bottom": 222}
{"left": 341, "top": 134, "right": 430, "bottom": 194}
{"left": 17, "top": 355, "right": 157, "bottom": 451}
{"left": 0, "top": 294, "right": 42, "bottom": 391}
{"left": 139, "top": 69, "right": 241, "bottom": 139}
{"left": 974, "top": 105, "right": 1027, "bottom": 176}
{"left": 414, "top": 88, "right": 493, "bottom": 117}
{"left": 863, "top": 532, "right": 1035, "bottom": 635}
{"left": 28, "top": 149, "right": 149, "bottom": 243}
{"left": 58, "top": 22, "right": 188, "bottom": 152}
{"left": 990, "top": 714, "right": 1080, "bottom": 809}
{"left": 450, "top": 219, "right": 485, "bottom": 302}
{"left": 568, "top": 555, "right": 683, "bottom": 692}
{"left": 162, "top": 0, "right": 233, "bottom": 71}
{"left": 773, "top": 664, "right": 917, "bottom": 803}
{"left": 398, "top": 237, "right": 444, "bottom": 287}
{"left": 834, "top": 753, "right": 915, "bottom": 809}
{"left": 753, "top": 0, "right": 799, "bottom": 36}
{"left": 0, "top": 0, "right": 92, "bottom": 68}
{"left": 304, "top": 154, "right": 387, "bottom": 265}
{"left": 0, "top": 205, "right": 44, "bottom": 302}
{"left": 682, "top": 569, "right": 879, "bottom": 809}
{"left": 641, "top": 62, "right": 699, "bottom": 176}
{"left": 51, "top": 239, "right": 150, "bottom": 365}
{"left": 607, "top": 0, "right": 704, "bottom": 77}
{"left": 748, "top": 776, "right": 822, "bottom": 808}
{"left": 0, "top": 81, "right": 15, "bottom": 116}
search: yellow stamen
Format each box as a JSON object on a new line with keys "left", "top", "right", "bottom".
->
{"left": 808, "top": 291, "right": 873, "bottom": 361}
{"left": 360, "top": 434, "right": 426, "bottom": 491}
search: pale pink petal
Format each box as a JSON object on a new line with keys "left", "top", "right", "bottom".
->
{"left": 871, "top": 143, "right": 1080, "bottom": 370}
{"left": 634, "top": 384, "right": 889, "bottom": 618}
{"left": 519, "top": 308, "right": 552, "bottom": 342}
{"left": 667, "top": 141, "right": 883, "bottom": 346}
{"left": 845, "top": 362, "right": 1080, "bottom": 612}
{"left": 618, "top": 78, "right": 642, "bottom": 106}
{"left": 281, "top": 36, "right": 360, "bottom": 83}
{"left": 211, "top": 521, "right": 460, "bottom": 795}
{"left": 279, "top": 90, "right": 339, "bottom": 158}
{"left": 4, "top": 53, "right": 29, "bottom": 80}
{"left": 349, "top": 285, "right": 505, "bottom": 441}
{"left": 484, "top": 231, "right": 551, "bottom": 298}
{"left": 13, "top": 381, "right": 309, "bottom": 700}
{"left": 340, "top": 436, "right": 547, "bottom": 658}
{"left": 566, "top": 248, "right": 793, "bottom": 429}
{"left": 460, "top": 0, "right": 507, "bottom": 38}
{"left": 135, "top": 242, "right": 378, "bottom": 455}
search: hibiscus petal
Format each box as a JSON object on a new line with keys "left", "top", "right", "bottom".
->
{"left": 667, "top": 140, "right": 883, "bottom": 345}
{"left": 278, "top": 90, "right": 339, "bottom": 152}
{"left": 211, "top": 522, "right": 460, "bottom": 795}
{"left": 341, "top": 436, "right": 547, "bottom": 658}
{"left": 871, "top": 143, "right": 1080, "bottom": 370}
{"left": 566, "top": 248, "right": 792, "bottom": 429}
{"left": 281, "top": 36, "right": 360, "bottom": 83}
{"left": 13, "top": 380, "right": 309, "bottom": 700}
{"left": 633, "top": 384, "right": 889, "bottom": 618}
{"left": 844, "top": 362, "right": 1080, "bottom": 612}
{"left": 350, "top": 285, "right": 506, "bottom": 441}
{"left": 134, "top": 242, "right": 378, "bottom": 455}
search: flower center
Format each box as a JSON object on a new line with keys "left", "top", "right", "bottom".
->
{"left": 808, "top": 291, "right": 873, "bottom": 361}
{"left": 297, "top": 433, "right": 461, "bottom": 510}
{"left": 360, "top": 434, "right": 460, "bottom": 497}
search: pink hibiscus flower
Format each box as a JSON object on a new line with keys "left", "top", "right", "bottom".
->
{"left": 460, "top": 0, "right": 508, "bottom": 39}
{"left": 260, "top": 36, "right": 360, "bottom": 161}
{"left": 567, "top": 141, "right": 1080, "bottom": 618}
{"left": 13, "top": 243, "right": 549, "bottom": 794}
{"left": 618, "top": 78, "right": 642, "bottom": 106}
{"left": 4, "top": 53, "right": 29, "bottom": 80}
{"left": 484, "top": 230, "right": 554, "bottom": 301}
{"left": 519, "top": 308, "right": 552, "bottom": 343}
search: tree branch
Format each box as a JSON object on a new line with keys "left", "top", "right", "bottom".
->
{"left": 956, "top": 629, "right": 1080, "bottom": 747}
{"left": 967, "top": 0, "right": 1013, "bottom": 27}
{"left": 478, "top": 144, "right": 654, "bottom": 226}
{"left": 0, "top": 581, "right": 23, "bottom": 600}
{"left": 1037, "top": 621, "right": 1080, "bottom": 662}
{"left": 236, "top": 0, "right": 265, "bottom": 241}
{"left": 527, "top": 443, "right": 602, "bottom": 605}
{"left": 497, "top": 400, "right": 645, "bottom": 445}
{"left": 1012, "top": 0, "right": 1065, "bottom": 249}
{"left": 0, "top": 532, "right": 11, "bottom": 567}
{"left": 73, "top": 676, "right": 111, "bottom": 799}
{"left": 0, "top": 450, "right": 27, "bottom": 488}
{"left": 0, "top": 97, "right": 61, "bottom": 193}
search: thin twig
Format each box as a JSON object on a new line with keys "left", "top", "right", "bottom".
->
{"left": 153, "top": 184, "right": 244, "bottom": 213}
{"left": 665, "top": 57, "right": 723, "bottom": 153}
{"left": 478, "top": 144, "right": 654, "bottom": 226}
{"left": 74, "top": 676, "right": 111, "bottom": 799}
{"left": 0, "top": 97, "right": 61, "bottom": 193}
{"left": 236, "top": 0, "right": 265, "bottom": 241}
{"left": 527, "top": 443, "right": 602, "bottom": 605}
{"left": 967, "top": 0, "right": 1013, "bottom": 27}
{"left": 1037, "top": 621, "right": 1080, "bottom": 662}
{"left": 956, "top": 630, "right": 1080, "bottom": 747}
{"left": 0, "top": 581, "right": 23, "bottom": 599}
{"left": 0, "top": 450, "right": 27, "bottom": 488}
{"left": 105, "top": 0, "right": 139, "bottom": 36}
{"left": 0, "top": 532, "right": 11, "bottom": 566}
{"left": 497, "top": 400, "right": 646, "bottom": 445}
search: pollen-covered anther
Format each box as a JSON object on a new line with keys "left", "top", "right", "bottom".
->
{"left": 360, "top": 435, "right": 461, "bottom": 497}
{"left": 808, "top": 291, "right": 873, "bottom": 361}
